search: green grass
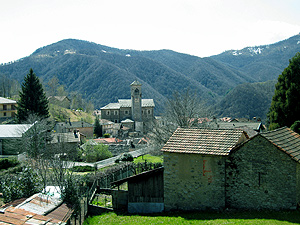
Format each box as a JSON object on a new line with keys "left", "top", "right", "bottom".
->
{"left": 83, "top": 211, "right": 300, "bottom": 225}
{"left": 134, "top": 154, "right": 163, "bottom": 164}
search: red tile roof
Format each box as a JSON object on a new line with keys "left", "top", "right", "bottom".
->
{"left": 161, "top": 127, "right": 248, "bottom": 156}
{"left": 261, "top": 127, "right": 300, "bottom": 162}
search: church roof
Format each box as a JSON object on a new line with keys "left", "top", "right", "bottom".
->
{"left": 101, "top": 99, "right": 155, "bottom": 109}
{"left": 131, "top": 80, "right": 142, "bottom": 86}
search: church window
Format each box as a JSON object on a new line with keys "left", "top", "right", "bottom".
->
{"left": 135, "top": 88, "right": 139, "bottom": 94}
{"left": 148, "top": 110, "right": 151, "bottom": 114}
{"left": 114, "top": 110, "right": 118, "bottom": 115}
{"left": 125, "top": 110, "right": 129, "bottom": 115}
{"left": 106, "top": 111, "right": 110, "bottom": 115}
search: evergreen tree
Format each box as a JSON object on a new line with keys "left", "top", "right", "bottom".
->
{"left": 93, "top": 116, "right": 102, "bottom": 138}
{"left": 267, "top": 53, "right": 300, "bottom": 130}
{"left": 17, "top": 68, "right": 49, "bottom": 122}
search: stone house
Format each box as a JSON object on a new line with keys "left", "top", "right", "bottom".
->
{"left": 162, "top": 127, "right": 300, "bottom": 211}
{"left": 0, "top": 97, "right": 17, "bottom": 121}
{"left": 162, "top": 127, "right": 249, "bottom": 211}
{"left": 54, "top": 120, "right": 94, "bottom": 138}
{"left": 101, "top": 81, "right": 155, "bottom": 133}
{"left": 226, "top": 127, "right": 300, "bottom": 210}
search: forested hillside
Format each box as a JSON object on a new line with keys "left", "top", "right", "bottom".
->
{"left": 0, "top": 34, "right": 299, "bottom": 118}
{"left": 211, "top": 80, "right": 277, "bottom": 120}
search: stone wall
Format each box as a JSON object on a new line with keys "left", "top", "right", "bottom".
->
{"left": 164, "top": 152, "right": 226, "bottom": 211}
{"left": 226, "top": 135, "right": 298, "bottom": 210}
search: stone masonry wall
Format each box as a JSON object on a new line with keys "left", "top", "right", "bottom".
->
{"left": 164, "top": 152, "right": 226, "bottom": 211}
{"left": 226, "top": 135, "right": 298, "bottom": 210}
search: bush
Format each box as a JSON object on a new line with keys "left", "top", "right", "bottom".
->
{"left": 82, "top": 144, "right": 112, "bottom": 163}
{"left": 0, "top": 158, "right": 20, "bottom": 170}
{"left": 291, "top": 121, "right": 300, "bottom": 134}
{"left": 0, "top": 167, "right": 42, "bottom": 203}
{"left": 70, "top": 165, "right": 95, "bottom": 172}
{"left": 120, "top": 153, "right": 134, "bottom": 162}
{"left": 103, "top": 133, "right": 110, "bottom": 138}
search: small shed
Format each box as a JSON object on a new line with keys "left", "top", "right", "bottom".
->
{"left": 112, "top": 167, "right": 164, "bottom": 213}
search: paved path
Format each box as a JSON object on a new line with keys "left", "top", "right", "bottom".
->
{"left": 65, "top": 147, "right": 151, "bottom": 169}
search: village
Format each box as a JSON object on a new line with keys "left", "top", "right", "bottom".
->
{"left": 0, "top": 75, "right": 300, "bottom": 225}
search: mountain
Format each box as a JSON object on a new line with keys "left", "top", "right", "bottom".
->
{"left": 211, "top": 80, "right": 277, "bottom": 120}
{"left": 212, "top": 34, "right": 300, "bottom": 81}
{"left": 0, "top": 34, "right": 300, "bottom": 118}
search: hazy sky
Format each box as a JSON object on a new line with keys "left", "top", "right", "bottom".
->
{"left": 1, "top": 0, "right": 300, "bottom": 64}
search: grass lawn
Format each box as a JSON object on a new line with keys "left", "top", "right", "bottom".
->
{"left": 83, "top": 211, "right": 300, "bottom": 225}
{"left": 134, "top": 154, "right": 163, "bottom": 164}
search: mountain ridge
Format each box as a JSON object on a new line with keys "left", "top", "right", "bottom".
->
{"left": 1, "top": 34, "right": 300, "bottom": 119}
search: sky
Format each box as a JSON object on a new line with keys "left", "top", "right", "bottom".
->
{"left": 1, "top": 0, "right": 300, "bottom": 64}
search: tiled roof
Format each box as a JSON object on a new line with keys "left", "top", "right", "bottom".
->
{"left": 161, "top": 127, "right": 248, "bottom": 156}
{"left": 0, "top": 97, "right": 17, "bottom": 104}
{"left": 261, "top": 127, "right": 300, "bottom": 162}
{"left": 131, "top": 80, "right": 142, "bottom": 86}
{"left": 101, "top": 99, "right": 155, "bottom": 109}
{"left": 101, "top": 102, "right": 121, "bottom": 110}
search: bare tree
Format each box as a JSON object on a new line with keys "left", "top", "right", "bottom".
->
{"left": 149, "top": 89, "right": 208, "bottom": 148}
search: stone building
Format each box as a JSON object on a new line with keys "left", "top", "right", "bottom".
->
{"left": 161, "top": 127, "right": 248, "bottom": 211}
{"left": 162, "top": 127, "right": 300, "bottom": 211}
{"left": 101, "top": 81, "right": 155, "bottom": 133}
{"left": 226, "top": 127, "right": 300, "bottom": 210}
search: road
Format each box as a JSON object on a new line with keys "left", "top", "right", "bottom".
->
{"left": 65, "top": 147, "right": 151, "bottom": 169}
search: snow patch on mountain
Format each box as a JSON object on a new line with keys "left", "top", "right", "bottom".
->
{"left": 248, "top": 47, "right": 263, "bottom": 55}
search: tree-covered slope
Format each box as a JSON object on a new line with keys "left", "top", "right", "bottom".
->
{"left": 211, "top": 80, "right": 277, "bottom": 120}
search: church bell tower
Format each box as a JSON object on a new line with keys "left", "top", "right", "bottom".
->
{"left": 130, "top": 80, "right": 143, "bottom": 132}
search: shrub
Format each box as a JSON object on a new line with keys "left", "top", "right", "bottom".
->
{"left": 103, "top": 133, "right": 110, "bottom": 138}
{"left": 83, "top": 144, "right": 112, "bottom": 163}
{"left": 71, "top": 165, "right": 95, "bottom": 172}
{"left": 0, "top": 158, "right": 20, "bottom": 170}
{"left": 120, "top": 153, "right": 134, "bottom": 162}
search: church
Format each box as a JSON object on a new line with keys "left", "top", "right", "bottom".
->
{"left": 100, "top": 81, "right": 155, "bottom": 133}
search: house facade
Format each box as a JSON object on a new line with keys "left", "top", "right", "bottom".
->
{"left": 101, "top": 81, "right": 155, "bottom": 133}
{"left": 162, "top": 127, "right": 300, "bottom": 211}
{"left": 0, "top": 97, "right": 17, "bottom": 121}
{"left": 162, "top": 128, "right": 248, "bottom": 211}
{"left": 226, "top": 127, "right": 300, "bottom": 210}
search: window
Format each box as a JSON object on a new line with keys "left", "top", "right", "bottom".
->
{"left": 142, "top": 110, "right": 144, "bottom": 115}
{"left": 106, "top": 111, "right": 110, "bottom": 115}
{"left": 11, "top": 105, "right": 15, "bottom": 110}
{"left": 125, "top": 110, "right": 129, "bottom": 115}
{"left": 3, "top": 112, "right": 6, "bottom": 117}
{"left": 115, "top": 119, "right": 119, "bottom": 123}
{"left": 3, "top": 105, "right": 7, "bottom": 110}
{"left": 148, "top": 110, "right": 151, "bottom": 115}
{"left": 114, "top": 110, "right": 118, "bottom": 115}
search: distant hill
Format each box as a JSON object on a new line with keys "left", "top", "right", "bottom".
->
{"left": 211, "top": 80, "right": 277, "bottom": 121}
{"left": 0, "top": 34, "right": 299, "bottom": 118}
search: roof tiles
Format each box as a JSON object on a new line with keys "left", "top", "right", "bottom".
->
{"left": 161, "top": 127, "right": 248, "bottom": 156}
{"left": 261, "top": 127, "right": 300, "bottom": 162}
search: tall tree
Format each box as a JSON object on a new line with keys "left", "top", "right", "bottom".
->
{"left": 267, "top": 52, "right": 300, "bottom": 130}
{"left": 17, "top": 68, "right": 49, "bottom": 122}
{"left": 93, "top": 116, "right": 102, "bottom": 138}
